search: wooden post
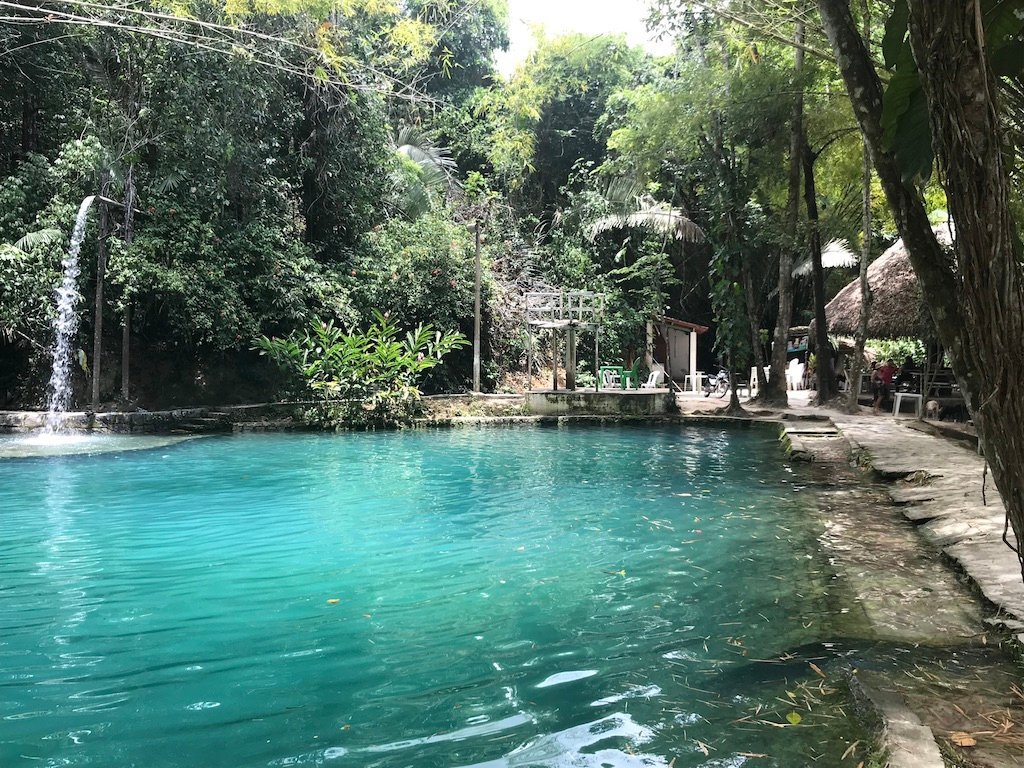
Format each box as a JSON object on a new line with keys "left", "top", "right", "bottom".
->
{"left": 90, "top": 179, "right": 109, "bottom": 412}
{"left": 526, "top": 327, "right": 533, "bottom": 392}
{"left": 664, "top": 324, "right": 672, "bottom": 381}
{"left": 645, "top": 320, "right": 654, "bottom": 370}
{"left": 551, "top": 329, "right": 558, "bottom": 391}
{"left": 594, "top": 326, "right": 600, "bottom": 392}
{"left": 690, "top": 330, "right": 698, "bottom": 386}
{"left": 566, "top": 324, "right": 576, "bottom": 391}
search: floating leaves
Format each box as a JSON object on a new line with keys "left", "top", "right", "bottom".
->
{"left": 949, "top": 731, "right": 977, "bottom": 748}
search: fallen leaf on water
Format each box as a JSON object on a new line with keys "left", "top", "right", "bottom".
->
{"left": 809, "top": 662, "right": 826, "bottom": 678}
{"left": 950, "top": 732, "right": 976, "bottom": 747}
{"left": 841, "top": 740, "right": 859, "bottom": 760}
{"left": 694, "top": 740, "right": 710, "bottom": 756}
{"left": 604, "top": 569, "right": 626, "bottom": 577}
{"left": 341, "top": 724, "right": 350, "bottom": 731}
{"left": 362, "top": 613, "right": 372, "bottom": 619}
{"left": 786, "top": 711, "right": 802, "bottom": 726}
{"left": 738, "top": 754, "right": 768, "bottom": 759}
{"left": 327, "top": 598, "right": 340, "bottom": 605}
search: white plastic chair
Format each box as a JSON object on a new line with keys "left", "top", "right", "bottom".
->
{"left": 640, "top": 369, "right": 666, "bottom": 389}
{"left": 787, "top": 359, "right": 804, "bottom": 390}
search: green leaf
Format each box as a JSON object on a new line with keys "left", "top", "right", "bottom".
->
{"left": 881, "top": 42, "right": 932, "bottom": 182}
{"left": 786, "top": 711, "right": 803, "bottom": 726}
{"left": 882, "top": 0, "right": 910, "bottom": 70}
{"left": 985, "top": 0, "right": 1024, "bottom": 77}
{"left": 13, "top": 228, "right": 62, "bottom": 252}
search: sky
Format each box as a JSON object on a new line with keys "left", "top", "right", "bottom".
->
{"left": 493, "top": 0, "right": 675, "bottom": 77}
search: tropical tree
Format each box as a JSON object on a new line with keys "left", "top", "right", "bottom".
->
{"left": 814, "top": 0, "right": 1024, "bottom": 577}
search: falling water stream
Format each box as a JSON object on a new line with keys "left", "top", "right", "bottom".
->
{"left": 43, "top": 195, "right": 95, "bottom": 433}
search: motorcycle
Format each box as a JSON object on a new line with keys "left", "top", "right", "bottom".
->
{"left": 703, "top": 368, "right": 730, "bottom": 398}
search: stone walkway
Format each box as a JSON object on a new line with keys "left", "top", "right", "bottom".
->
{"left": 830, "top": 413, "right": 1024, "bottom": 639}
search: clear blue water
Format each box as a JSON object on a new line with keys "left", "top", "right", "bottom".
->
{"left": 1, "top": 426, "right": 864, "bottom": 767}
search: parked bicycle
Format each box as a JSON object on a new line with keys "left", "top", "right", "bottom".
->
{"left": 703, "top": 368, "right": 730, "bottom": 398}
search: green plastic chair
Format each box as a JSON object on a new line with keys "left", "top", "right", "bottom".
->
{"left": 621, "top": 359, "right": 641, "bottom": 389}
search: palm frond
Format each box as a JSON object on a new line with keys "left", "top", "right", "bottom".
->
{"left": 603, "top": 176, "right": 647, "bottom": 213}
{"left": 395, "top": 125, "right": 460, "bottom": 189}
{"left": 793, "top": 238, "right": 858, "bottom": 277}
{"left": 12, "top": 228, "right": 63, "bottom": 252}
{"left": 151, "top": 172, "right": 183, "bottom": 194}
{"left": 589, "top": 197, "right": 706, "bottom": 243}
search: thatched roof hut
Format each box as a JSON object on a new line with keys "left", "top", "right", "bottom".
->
{"left": 824, "top": 224, "right": 954, "bottom": 340}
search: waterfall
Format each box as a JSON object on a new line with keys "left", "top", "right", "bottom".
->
{"left": 44, "top": 195, "right": 96, "bottom": 432}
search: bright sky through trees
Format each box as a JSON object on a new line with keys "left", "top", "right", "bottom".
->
{"left": 494, "top": 0, "right": 674, "bottom": 76}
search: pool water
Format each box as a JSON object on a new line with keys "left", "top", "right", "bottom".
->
{"left": 1, "top": 426, "right": 867, "bottom": 767}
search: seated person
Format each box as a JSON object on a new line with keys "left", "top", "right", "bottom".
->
{"left": 895, "top": 355, "right": 919, "bottom": 392}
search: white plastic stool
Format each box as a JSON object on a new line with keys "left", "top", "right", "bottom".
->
{"left": 684, "top": 371, "right": 704, "bottom": 393}
{"left": 892, "top": 392, "right": 923, "bottom": 418}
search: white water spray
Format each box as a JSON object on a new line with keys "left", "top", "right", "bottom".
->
{"left": 44, "top": 195, "right": 96, "bottom": 432}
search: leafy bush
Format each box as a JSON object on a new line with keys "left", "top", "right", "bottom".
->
{"left": 255, "top": 311, "right": 468, "bottom": 428}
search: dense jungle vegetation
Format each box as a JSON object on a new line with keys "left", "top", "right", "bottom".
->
{"left": 0, "top": 0, "right": 910, "bottom": 410}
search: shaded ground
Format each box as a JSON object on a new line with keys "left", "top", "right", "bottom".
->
{"left": 794, "top": 430, "right": 1024, "bottom": 767}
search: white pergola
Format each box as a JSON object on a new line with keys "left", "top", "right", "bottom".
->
{"left": 525, "top": 290, "right": 605, "bottom": 391}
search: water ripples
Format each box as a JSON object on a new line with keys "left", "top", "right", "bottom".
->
{"left": 1, "top": 426, "right": 857, "bottom": 767}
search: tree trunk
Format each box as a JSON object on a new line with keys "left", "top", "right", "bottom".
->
{"left": 845, "top": 0, "right": 873, "bottom": 415}
{"left": 120, "top": 166, "right": 136, "bottom": 402}
{"left": 763, "top": 20, "right": 806, "bottom": 407}
{"left": 846, "top": 132, "right": 873, "bottom": 413}
{"left": 741, "top": 255, "right": 768, "bottom": 393}
{"left": 907, "top": 1, "right": 1024, "bottom": 576}
{"left": 816, "top": 0, "right": 1024, "bottom": 577}
{"left": 802, "top": 144, "right": 835, "bottom": 402}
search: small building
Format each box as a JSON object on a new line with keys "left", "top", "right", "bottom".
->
{"left": 647, "top": 315, "right": 709, "bottom": 384}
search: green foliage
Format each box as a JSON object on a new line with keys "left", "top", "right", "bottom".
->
{"left": 879, "top": 0, "right": 1024, "bottom": 183}
{"left": 255, "top": 310, "right": 468, "bottom": 427}
{"left": 351, "top": 211, "right": 476, "bottom": 332}
{"left": 475, "top": 32, "right": 646, "bottom": 212}
{"left": 0, "top": 137, "right": 107, "bottom": 346}
{"left": 866, "top": 337, "right": 925, "bottom": 365}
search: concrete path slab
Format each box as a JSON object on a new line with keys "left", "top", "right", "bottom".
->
{"left": 831, "top": 414, "right": 1024, "bottom": 629}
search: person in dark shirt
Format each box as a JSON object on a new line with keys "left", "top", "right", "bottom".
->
{"left": 895, "top": 355, "right": 919, "bottom": 392}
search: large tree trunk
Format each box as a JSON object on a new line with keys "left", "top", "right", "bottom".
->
{"left": 846, "top": 0, "right": 873, "bottom": 415}
{"left": 802, "top": 144, "right": 836, "bottom": 402}
{"left": 907, "top": 1, "right": 1024, "bottom": 575}
{"left": 741, "top": 255, "right": 768, "bottom": 392}
{"left": 763, "top": 20, "right": 806, "bottom": 407}
{"left": 845, "top": 131, "right": 872, "bottom": 413}
{"left": 120, "top": 166, "right": 136, "bottom": 403}
{"left": 816, "top": 0, "right": 1024, "bottom": 577}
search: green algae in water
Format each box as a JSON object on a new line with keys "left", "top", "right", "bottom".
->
{"left": 0, "top": 426, "right": 869, "bottom": 767}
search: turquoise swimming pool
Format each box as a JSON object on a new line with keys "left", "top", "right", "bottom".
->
{"left": 1, "top": 425, "right": 865, "bottom": 766}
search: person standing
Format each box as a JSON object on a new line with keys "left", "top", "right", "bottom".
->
{"left": 873, "top": 358, "right": 897, "bottom": 414}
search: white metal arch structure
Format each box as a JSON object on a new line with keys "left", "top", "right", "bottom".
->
{"left": 525, "top": 291, "right": 605, "bottom": 391}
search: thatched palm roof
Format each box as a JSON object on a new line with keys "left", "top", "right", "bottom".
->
{"left": 825, "top": 224, "right": 954, "bottom": 340}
